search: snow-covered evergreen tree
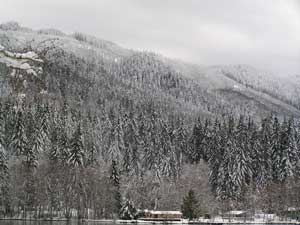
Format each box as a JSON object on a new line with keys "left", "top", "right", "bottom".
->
{"left": 253, "top": 116, "right": 273, "bottom": 188}
{"left": 10, "top": 110, "right": 28, "bottom": 156}
{"left": 69, "top": 123, "right": 85, "bottom": 167}
{"left": 120, "top": 199, "right": 137, "bottom": 220}
{"left": 110, "top": 159, "right": 122, "bottom": 216}
{"left": 123, "top": 113, "right": 140, "bottom": 175}
{"left": 0, "top": 143, "right": 10, "bottom": 214}
{"left": 271, "top": 116, "right": 283, "bottom": 182}
{"left": 108, "top": 116, "right": 124, "bottom": 163}
{"left": 277, "top": 118, "right": 298, "bottom": 181}
{"left": 182, "top": 189, "right": 199, "bottom": 220}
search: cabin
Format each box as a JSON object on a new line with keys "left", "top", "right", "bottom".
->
{"left": 281, "top": 207, "right": 300, "bottom": 221}
{"left": 223, "top": 210, "right": 252, "bottom": 221}
{"left": 141, "top": 210, "right": 183, "bottom": 221}
{"left": 254, "top": 212, "right": 276, "bottom": 222}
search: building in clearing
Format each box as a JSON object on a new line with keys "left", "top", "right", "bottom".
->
{"left": 141, "top": 210, "right": 183, "bottom": 221}
{"left": 281, "top": 207, "right": 300, "bottom": 221}
{"left": 223, "top": 210, "right": 251, "bottom": 221}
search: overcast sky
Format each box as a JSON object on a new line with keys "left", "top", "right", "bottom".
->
{"left": 1, "top": 0, "right": 299, "bottom": 75}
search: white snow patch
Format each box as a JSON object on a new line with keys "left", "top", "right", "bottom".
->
{"left": 0, "top": 49, "right": 43, "bottom": 77}
{"left": 18, "top": 93, "right": 26, "bottom": 99}
{"left": 40, "top": 89, "right": 48, "bottom": 94}
{"left": 19, "top": 63, "right": 31, "bottom": 70}
{"left": 144, "top": 210, "right": 182, "bottom": 215}
{"left": 12, "top": 51, "right": 43, "bottom": 63}
{"left": 233, "top": 84, "right": 240, "bottom": 89}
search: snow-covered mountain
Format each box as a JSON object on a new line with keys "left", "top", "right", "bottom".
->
{"left": 0, "top": 22, "right": 299, "bottom": 119}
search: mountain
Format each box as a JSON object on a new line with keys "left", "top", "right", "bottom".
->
{"left": 1, "top": 22, "right": 300, "bottom": 217}
{"left": 0, "top": 22, "right": 299, "bottom": 119}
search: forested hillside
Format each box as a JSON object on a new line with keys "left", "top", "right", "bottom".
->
{"left": 0, "top": 22, "right": 300, "bottom": 219}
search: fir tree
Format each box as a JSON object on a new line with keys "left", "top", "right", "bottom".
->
{"left": 123, "top": 113, "right": 140, "bottom": 175}
{"left": 120, "top": 199, "right": 137, "bottom": 220}
{"left": 10, "top": 110, "right": 28, "bottom": 156}
{"left": 278, "top": 118, "right": 298, "bottom": 181}
{"left": 69, "top": 123, "right": 85, "bottom": 167}
{"left": 0, "top": 143, "right": 10, "bottom": 214}
{"left": 108, "top": 117, "right": 124, "bottom": 162}
{"left": 110, "top": 159, "right": 122, "bottom": 216}
{"left": 271, "top": 116, "right": 282, "bottom": 182}
{"left": 182, "top": 189, "right": 199, "bottom": 220}
{"left": 254, "top": 116, "right": 273, "bottom": 187}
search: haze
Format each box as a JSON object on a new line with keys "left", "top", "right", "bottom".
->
{"left": 1, "top": 0, "right": 299, "bottom": 75}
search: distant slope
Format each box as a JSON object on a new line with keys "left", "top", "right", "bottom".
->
{"left": 0, "top": 22, "right": 299, "bottom": 119}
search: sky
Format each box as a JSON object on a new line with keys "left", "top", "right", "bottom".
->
{"left": 0, "top": 0, "right": 299, "bottom": 76}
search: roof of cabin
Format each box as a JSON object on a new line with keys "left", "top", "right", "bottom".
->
{"left": 144, "top": 210, "right": 182, "bottom": 215}
{"left": 225, "top": 210, "right": 246, "bottom": 215}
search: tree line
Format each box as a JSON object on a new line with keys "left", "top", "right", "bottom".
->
{"left": 0, "top": 97, "right": 300, "bottom": 219}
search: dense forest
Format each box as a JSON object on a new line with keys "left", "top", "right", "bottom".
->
{"left": 0, "top": 23, "right": 300, "bottom": 219}
{"left": 0, "top": 98, "right": 300, "bottom": 219}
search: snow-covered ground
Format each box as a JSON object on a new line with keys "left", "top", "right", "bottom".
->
{"left": 0, "top": 46, "right": 43, "bottom": 77}
{"left": 82, "top": 218, "right": 300, "bottom": 224}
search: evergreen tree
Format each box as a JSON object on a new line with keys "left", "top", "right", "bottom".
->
{"left": 0, "top": 143, "right": 10, "bottom": 215}
{"left": 30, "top": 112, "right": 44, "bottom": 156}
{"left": 278, "top": 118, "right": 298, "bottom": 181}
{"left": 208, "top": 119, "right": 225, "bottom": 195}
{"left": 110, "top": 159, "right": 122, "bottom": 216}
{"left": 49, "top": 109, "right": 60, "bottom": 161}
{"left": 271, "top": 116, "right": 281, "bottom": 182}
{"left": 120, "top": 199, "right": 137, "bottom": 220}
{"left": 123, "top": 113, "right": 140, "bottom": 175}
{"left": 173, "top": 117, "right": 186, "bottom": 173}
{"left": 0, "top": 102, "right": 5, "bottom": 147}
{"left": 160, "top": 120, "right": 177, "bottom": 178}
{"left": 2, "top": 101, "right": 16, "bottom": 152}
{"left": 182, "top": 189, "right": 199, "bottom": 220}
{"left": 189, "top": 119, "right": 203, "bottom": 163}
{"left": 108, "top": 117, "right": 124, "bottom": 162}
{"left": 57, "top": 114, "right": 70, "bottom": 164}
{"left": 69, "top": 123, "right": 85, "bottom": 167}
{"left": 253, "top": 116, "right": 273, "bottom": 188}
{"left": 233, "top": 116, "right": 252, "bottom": 191}
{"left": 10, "top": 110, "right": 28, "bottom": 156}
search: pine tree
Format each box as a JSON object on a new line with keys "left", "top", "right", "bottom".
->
{"left": 110, "top": 159, "right": 122, "bottom": 216}
{"left": 271, "top": 116, "right": 281, "bottom": 182}
{"left": 10, "top": 110, "right": 28, "bottom": 156}
{"left": 30, "top": 110, "right": 44, "bottom": 155}
{"left": 2, "top": 101, "right": 16, "bottom": 151}
{"left": 0, "top": 143, "right": 10, "bottom": 215}
{"left": 58, "top": 114, "right": 70, "bottom": 164}
{"left": 108, "top": 117, "right": 124, "bottom": 162}
{"left": 120, "top": 199, "right": 137, "bottom": 220}
{"left": 69, "top": 123, "right": 85, "bottom": 167}
{"left": 49, "top": 110, "right": 60, "bottom": 161}
{"left": 123, "top": 113, "right": 140, "bottom": 175}
{"left": 0, "top": 102, "right": 4, "bottom": 147}
{"left": 254, "top": 116, "right": 273, "bottom": 187}
{"left": 160, "top": 120, "right": 177, "bottom": 178}
{"left": 233, "top": 116, "right": 252, "bottom": 189}
{"left": 182, "top": 189, "right": 199, "bottom": 220}
{"left": 278, "top": 118, "right": 298, "bottom": 181}
{"left": 208, "top": 119, "right": 224, "bottom": 195}
{"left": 173, "top": 117, "right": 186, "bottom": 173}
{"left": 83, "top": 113, "right": 98, "bottom": 166}
{"left": 189, "top": 119, "right": 203, "bottom": 163}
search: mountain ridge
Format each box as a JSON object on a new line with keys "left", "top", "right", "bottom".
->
{"left": 0, "top": 22, "right": 299, "bottom": 119}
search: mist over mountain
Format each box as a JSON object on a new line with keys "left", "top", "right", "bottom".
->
{"left": 1, "top": 22, "right": 300, "bottom": 219}
{"left": 1, "top": 22, "right": 300, "bottom": 119}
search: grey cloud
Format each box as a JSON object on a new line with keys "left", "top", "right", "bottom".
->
{"left": 0, "top": 0, "right": 299, "bottom": 75}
